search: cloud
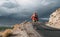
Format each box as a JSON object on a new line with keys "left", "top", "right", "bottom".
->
{"left": 2, "top": 2, "right": 18, "bottom": 8}
{"left": 0, "top": 0, "right": 60, "bottom": 18}
{"left": 0, "top": 0, "right": 59, "bottom": 26}
{"left": 40, "top": 18, "right": 49, "bottom": 20}
{"left": 0, "top": 0, "right": 7, "bottom": 5}
{"left": 0, "top": 7, "right": 19, "bottom": 16}
{"left": 40, "top": 0, "right": 56, "bottom": 6}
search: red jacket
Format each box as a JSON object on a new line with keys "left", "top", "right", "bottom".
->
{"left": 31, "top": 13, "right": 38, "bottom": 21}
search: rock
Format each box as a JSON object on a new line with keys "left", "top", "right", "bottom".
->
{"left": 2, "top": 29, "right": 12, "bottom": 37}
{"left": 0, "top": 21, "right": 42, "bottom": 37}
{"left": 11, "top": 22, "right": 42, "bottom": 37}
{"left": 0, "top": 32, "right": 3, "bottom": 37}
{"left": 13, "top": 24, "right": 20, "bottom": 30}
{"left": 46, "top": 8, "right": 60, "bottom": 29}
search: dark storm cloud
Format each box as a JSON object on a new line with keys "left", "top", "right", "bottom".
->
{"left": 0, "top": 0, "right": 60, "bottom": 17}
{"left": 2, "top": 2, "right": 18, "bottom": 8}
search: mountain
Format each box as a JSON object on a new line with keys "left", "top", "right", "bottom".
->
{"left": 46, "top": 8, "right": 60, "bottom": 29}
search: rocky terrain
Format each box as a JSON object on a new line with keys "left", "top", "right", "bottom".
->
{"left": 0, "top": 22, "right": 42, "bottom": 37}
{"left": 46, "top": 8, "right": 60, "bottom": 29}
{"left": 1, "top": 21, "right": 60, "bottom": 37}
{"left": 0, "top": 21, "right": 60, "bottom": 37}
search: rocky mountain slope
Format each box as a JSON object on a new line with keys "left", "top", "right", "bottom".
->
{"left": 0, "top": 21, "right": 42, "bottom": 37}
{"left": 12, "top": 22, "right": 42, "bottom": 37}
{"left": 46, "top": 8, "right": 60, "bottom": 29}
